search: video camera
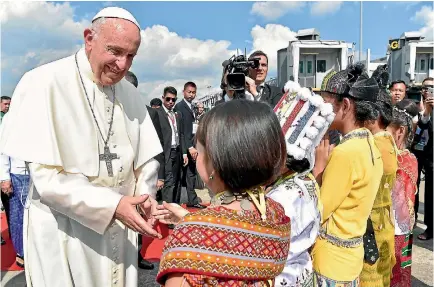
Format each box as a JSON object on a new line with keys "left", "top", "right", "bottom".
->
{"left": 406, "top": 85, "right": 422, "bottom": 103}
{"left": 222, "top": 53, "right": 260, "bottom": 90}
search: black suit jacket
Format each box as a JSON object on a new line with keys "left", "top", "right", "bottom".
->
{"left": 213, "top": 84, "right": 283, "bottom": 109}
{"left": 260, "top": 83, "right": 284, "bottom": 108}
{"left": 214, "top": 98, "right": 225, "bottom": 107}
{"left": 417, "top": 113, "right": 433, "bottom": 159}
{"left": 146, "top": 106, "right": 165, "bottom": 180}
{"left": 156, "top": 107, "right": 186, "bottom": 165}
{"left": 174, "top": 100, "right": 196, "bottom": 149}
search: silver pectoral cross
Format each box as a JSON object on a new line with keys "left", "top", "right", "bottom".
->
{"left": 99, "top": 145, "right": 118, "bottom": 177}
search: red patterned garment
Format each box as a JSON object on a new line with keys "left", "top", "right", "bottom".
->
{"left": 391, "top": 234, "right": 413, "bottom": 287}
{"left": 391, "top": 150, "right": 418, "bottom": 235}
{"left": 156, "top": 198, "right": 291, "bottom": 286}
{"left": 391, "top": 150, "right": 418, "bottom": 287}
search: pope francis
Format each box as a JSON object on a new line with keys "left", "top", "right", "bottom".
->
{"left": 0, "top": 7, "right": 163, "bottom": 287}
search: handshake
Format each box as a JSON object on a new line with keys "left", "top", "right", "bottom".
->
{"left": 114, "top": 194, "right": 190, "bottom": 238}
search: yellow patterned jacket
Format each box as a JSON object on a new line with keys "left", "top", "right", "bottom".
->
{"left": 312, "top": 128, "right": 383, "bottom": 282}
{"left": 360, "top": 131, "right": 398, "bottom": 286}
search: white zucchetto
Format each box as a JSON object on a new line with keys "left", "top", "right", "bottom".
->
{"left": 92, "top": 7, "right": 140, "bottom": 30}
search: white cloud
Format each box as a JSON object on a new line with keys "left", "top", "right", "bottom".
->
{"left": 134, "top": 24, "right": 297, "bottom": 102}
{"left": 1, "top": 1, "right": 299, "bottom": 101}
{"left": 0, "top": 2, "right": 89, "bottom": 94}
{"left": 250, "top": 1, "right": 305, "bottom": 21}
{"left": 135, "top": 25, "right": 234, "bottom": 78}
{"left": 310, "top": 1, "right": 343, "bottom": 16}
{"left": 250, "top": 24, "right": 297, "bottom": 77}
{"left": 0, "top": 2, "right": 89, "bottom": 38}
{"left": 412, "top": 5, "right": 434, "bottom": 40}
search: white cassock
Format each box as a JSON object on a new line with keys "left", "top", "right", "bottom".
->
{"left": 0, "top": 48, "right": 163, "bottom": 287}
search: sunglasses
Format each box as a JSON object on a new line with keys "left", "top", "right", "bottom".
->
{"left": 165, "top": 97, "right": 177, "bottom": 103}
{"left": 422, "top": 85, "right": 434, "bottom": 90}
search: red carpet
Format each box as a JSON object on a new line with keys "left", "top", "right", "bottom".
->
{"left": 140, "top": 204, "right": 205, "bottom": 262}
{"left": 1, "top": 212, "right": 24, "bottom": 271}
{"left": 140, "top": 221, "right": 173, "bottom": 262}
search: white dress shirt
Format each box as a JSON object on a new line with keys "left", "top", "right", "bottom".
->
{"left": 0, "top": 113, "right": 28, "bottom": 180}
{"left": 0, "top": 154, "right": 28, "bottom": 181}
{"left": 163, "top": 105, "right": 179, "bottom": 148}
{"left": 244, "top": 82, "right": 265, "bottom": 101}
{"left": 224, "top": 92, "right": 255, "bottom": 102}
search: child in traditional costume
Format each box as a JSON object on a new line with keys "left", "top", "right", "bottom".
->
{"left": 311, "top": 63, "right": 383, "bottom": 286}
{"left": 154, "top": 100, "right": 291, "bottom": 287}
{"left": 387, "top": 99, "right": 419, "bottom": 287}
{"left": 266, "top": 81, "right": 335, "bottom": 287}
{"left": 360, "top": 65, "right": 397, "bottom": 287}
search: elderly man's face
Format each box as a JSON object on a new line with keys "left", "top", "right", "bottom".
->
{"left": 84, "top": 18, "right": 141, "bottom": 86}
{"left": 197, "top": 104, "right": 204, "bottom": 114}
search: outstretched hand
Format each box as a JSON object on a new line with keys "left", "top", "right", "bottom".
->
{"left": 114, "top": 195, "right": 162, "bottom": 239}
{"left": 152, "top": 201, "right": 190, "bottom": 225}
{"left": 138, "top": 196, "right": 159, "bottom": 227}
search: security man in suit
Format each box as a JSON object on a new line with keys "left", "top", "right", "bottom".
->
{"left": 156, "top": 86, "right": 188, "bottom": 206}
{"left": 174, "top": 82, "right": 205, "bottom": 209}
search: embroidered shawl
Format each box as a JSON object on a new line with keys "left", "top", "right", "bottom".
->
{"left": 156, "top": 198, "right": 291, "bottom": 286}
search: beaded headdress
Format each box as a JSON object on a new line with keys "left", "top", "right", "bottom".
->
{"left": 370, "top": 64, "right": 392, "bottom": 115}
{"left": 274, "top": 81, "right": 335, "bottom": 171}
{"left": 321, "top": 62, "right": 380, "bottom": 102}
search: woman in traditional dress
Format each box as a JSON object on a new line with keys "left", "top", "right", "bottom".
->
{"left": 311, "top": 63, "right": 384, "bottom": 286}
{"left": 154, "top": 100, "right": 291, "bottom": 287}
{"left": 360, "top": 66, "right": 397, "bottom": 287}
{"left": 266, "top": 81, "right": 335, "bottom": 287}
{"left": 387, "top": 99, "right": 419, "bottom": 287}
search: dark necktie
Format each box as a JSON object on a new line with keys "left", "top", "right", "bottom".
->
{"left": 256, "top": 85, "right": 263, "bottom": 100}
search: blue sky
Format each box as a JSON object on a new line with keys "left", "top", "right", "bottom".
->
{"left": 1, "top": 1, "right": 433, "bottom": 103}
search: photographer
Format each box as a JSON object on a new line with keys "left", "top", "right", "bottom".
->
{"left": 413, "top": 77, "right": 433, "bottom": 241}
{"left": 215, "top": 51, "right": 283, "bottom": 108}
{"left": 246, "top": 50, "right": 283, "bottom": 108}
{"left": 215, "top": 70, "right": 252, "bottom": 106}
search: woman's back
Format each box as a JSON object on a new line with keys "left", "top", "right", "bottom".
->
{"left": 360, "top": 131, "right": 398, "bottom": 287}
{"left": 157, "top": 197, "right": 290, "bottom": 286}
{"left": 392, "top": 150, "right": 418, "bottom": 235}
{"left": 312, "top": 128, "right": 383, "bottom": 281}
{"left": 155, "top": 100, "right": 291, "bottom": 287}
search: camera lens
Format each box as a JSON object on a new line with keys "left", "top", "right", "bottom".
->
{"left": 227, "top": 73, "right": 245, "bottom": 90}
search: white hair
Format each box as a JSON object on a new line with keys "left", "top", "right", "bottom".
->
{"left": 90, "top": 17, "right": 125, "bottom": 38}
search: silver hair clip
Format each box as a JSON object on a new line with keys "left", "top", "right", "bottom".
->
{"left": 393, "top": 106, "right": 412, "bottom": 119}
